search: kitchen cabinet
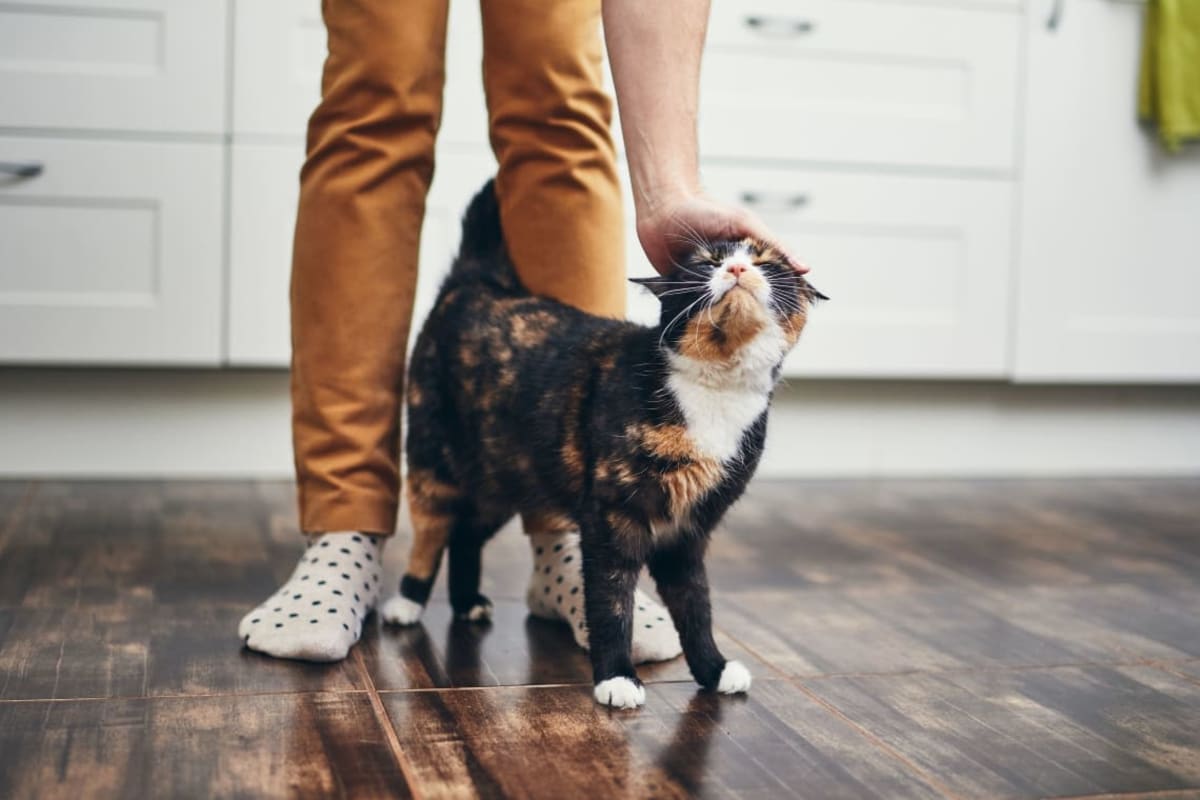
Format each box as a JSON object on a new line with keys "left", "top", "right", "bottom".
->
{"left": 1014, "top": 0, "right": 1200, "bottom": 382}
{"left": 0, "top": 136, "right": 223, "bottom": 364}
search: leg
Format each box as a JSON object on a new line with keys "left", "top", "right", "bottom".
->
{"left": 525, "top": 528, "right": 682, "bottom": 663}
{"left": 380, "top": 468, "right": 457, "bottom": 625}
{"left": 242, "top": 0, "right": 449, "bottom": 661}
{"left": 648, "top": 538, "right": 751, "bottom": 694}
{"left": 480, "top": 0, "right": 626, "bottom": 318}
{"left": 580, "top": 519, "right": 644, "bottom": 708}
{"left": 291, "top": 0, "right": 449, "bottom": 535}
{"left": 448, "top": 531, "right": 492, "bottom": 621}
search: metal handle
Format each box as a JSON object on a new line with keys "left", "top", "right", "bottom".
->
{"left": 741, "top": 191, "right": 809, "bottom": 213}
{"left": 1046, "top": 0, "right": 1064, "bottom": 30}
{"left": 0, "top": 161, "right": 44, "bottom": 179}
{"left": 744, "top": 15, "right": 815, "bottom": 37}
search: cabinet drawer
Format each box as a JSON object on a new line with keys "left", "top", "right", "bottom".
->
{"left": 0, "top": 137, "right": 223, "bottom": 364}
{"left": 694, "top": 165, "right": 1014, "bottom": 377}
{"left": 0, "top": 0, "right": 226, "bottom": 134}
{"left": 232, "top": 0, "right": 488, "bottom": 144}
{"left": 702, "top": 0, "right": 1021, "bottom": 170}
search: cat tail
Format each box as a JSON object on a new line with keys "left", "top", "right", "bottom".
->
{"left": 448, "top": 178, "right": 524, "bottom": 295}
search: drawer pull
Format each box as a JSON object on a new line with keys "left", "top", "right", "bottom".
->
{"left": 0, "top": 161, "right": 44, "bottom": 179}
{"left": 744, "top": 16, "right": 815, "bottom": 37}
{"left": 741, "top": 191, "right": 809, "bottom": 213}
{"left": 1046, "top": 0, "right": 1064, "bottom": 30}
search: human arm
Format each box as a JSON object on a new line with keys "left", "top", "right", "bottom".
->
{"left": 601, "top": 0, "right": 807, "bottom": 275}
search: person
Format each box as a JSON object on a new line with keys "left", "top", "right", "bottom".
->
{"left": 239, "top": 0, "right": 804, "bottom": 662}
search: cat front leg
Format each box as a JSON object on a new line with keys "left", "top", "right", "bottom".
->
{"left": 580, "top": 520, "right": 644, "bottom": 708}
{"left": 648, "top": 537, "right": 750, "bottom": 694}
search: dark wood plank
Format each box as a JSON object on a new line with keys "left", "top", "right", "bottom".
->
{"left": 0, "top": 693, "right": 411, "bottom": 799}
{"left": 0, "top": 604, "right": 364, "bottom": 700}
{"left": 717, "top": 581, "right": 1200, "bottom": 678}
{"left": 804, "top": 665, "right": 1200, "bottom": 798}
{"left": 380, "top": 680, "right": 943, "bottom": 799}
{"left": 710, "top": 479, "right": 1200, "bottom": 595}
{"left": 0, "top": 481, "right": 291, "bottom": 608}
{"left": 359, "top": 599, "right": 765, "bottom": 691}
{"left": 0, "top": 481, "right": 365, "bottom": 699}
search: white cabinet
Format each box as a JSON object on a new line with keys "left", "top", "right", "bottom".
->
{"left": 0, "top": 0, "right": 226, "bottom": 134}
{"left": 703, "top": 0, "right": 1022, "bottom": 170}
{"left": 1014, "top": 0, "right": 1200, "bottom": 382}
{"left": 703, "top": 165, "right": 1013, "bottom": 377}
{"left": 0, "top": 136, "right": 224, "bottom": 364}
{"left": 230, "top": 0, "right": 325, "bottom": 137}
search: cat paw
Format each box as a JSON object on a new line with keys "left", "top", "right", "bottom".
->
{"left": 594, "top": 676, "right": 646, "bottom": 709}
{"left": 380, "top": 594, "right": 424, "bottom": 626}
{"left": 453, "top": 595, "right": 493, "bottom": 623}
{"left": 717, "top": 660, "right": 752, "bottom": 694}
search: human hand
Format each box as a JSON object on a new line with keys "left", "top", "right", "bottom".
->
{"left": 635, "top": 191, "right": 809, "bottom": 277}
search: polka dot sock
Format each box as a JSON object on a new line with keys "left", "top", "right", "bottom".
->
{"left": 238, "top": 531, "right": 384, "bottom": 662}
{"left": 525, "top": 531, "right": 682, "bottom": 664}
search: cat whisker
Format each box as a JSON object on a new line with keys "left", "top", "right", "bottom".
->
{"left": 658, "top": 295, "right": 707, "bottom": 350}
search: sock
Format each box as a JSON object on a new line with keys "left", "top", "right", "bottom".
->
{"left": 525, "top": 531, "right": 682, "bottom": 664}
{"left": 238, "top": 531, "right": 384, "bottom": 662}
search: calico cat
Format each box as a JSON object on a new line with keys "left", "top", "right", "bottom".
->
{"left": 392, "top": 180, "right": 823, "bottom": 708}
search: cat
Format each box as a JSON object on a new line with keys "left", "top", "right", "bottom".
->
{"left": 391, "top": 179, "right": 823, "bottom": 708}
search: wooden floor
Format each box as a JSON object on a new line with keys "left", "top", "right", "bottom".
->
{"left": 1, "top": 479, "right": 1199, "bottom": 799}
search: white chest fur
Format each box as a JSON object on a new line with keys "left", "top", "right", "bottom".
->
{"left": 666, "top": 324, "right": 785, "bottom": 463}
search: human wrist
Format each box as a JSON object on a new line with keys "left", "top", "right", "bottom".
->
{"left": 632, "top": 175, "right": 701, "bottom": 220}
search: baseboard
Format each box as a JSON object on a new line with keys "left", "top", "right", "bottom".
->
{"left": 2, "top": 368, "right": 1199, "bottom": 478}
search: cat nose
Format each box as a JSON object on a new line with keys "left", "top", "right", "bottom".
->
{"left": 727, "top": 263, "right": 748, "bottom": 278}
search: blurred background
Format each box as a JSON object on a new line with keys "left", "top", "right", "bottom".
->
{"left": 1, "top": 0, "right": 1198, "bottom": 480}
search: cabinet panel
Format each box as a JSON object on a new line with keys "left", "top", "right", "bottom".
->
{"left": 0, "top": 136, "right": 223, "bottom": 364}
{"left": 698, "top": 164, "right": 1014, "bottom": 377}
{"left": 703, "top": 0, "right": 1021, "bottom": 170}
{"left": 1014, "top": 0, "right": 1200, "bottom": 382}
{"left": 0, "top": 0, "right": 226, "bottom": 134}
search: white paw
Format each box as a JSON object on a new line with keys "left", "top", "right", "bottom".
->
{"left": 593, "top": 676, "right": 646, "bottom": 709}
{"left": 717, "top": 660, "right": 752, "bottom": 694}
{"left": 380, "top": 594, "right": 424, "bottom": 626}
{"left": 464, "top": 601, "right": 493, "bottom": 622}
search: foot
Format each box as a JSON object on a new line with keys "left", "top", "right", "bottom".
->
{"left": 525, "top": 531, "right": 682, "bottom": 664}
{"left": 238, "top": 531, "right": 384, "bottom": 662}
{"left": 594, "top": 676, "right": 646, "bottom": 709}
{"left": 717, "top": 660, "right": 752, "bottom": 694}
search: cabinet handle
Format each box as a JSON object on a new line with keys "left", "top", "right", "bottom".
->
{"left": 1046, "top": 0, "right": 1064, "bottom": 30}
{"left": 0, "top": 161, "right": 44, "bottom": 179}
{"left": 741, "top": 191, "right": 809, "bottom": 213}
{"left": 744, "top": 16, "right": 815, "bottom": 37}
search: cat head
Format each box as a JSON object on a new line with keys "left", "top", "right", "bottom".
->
{"left": 632, "top": 239, "right": 826, "bottom": 366}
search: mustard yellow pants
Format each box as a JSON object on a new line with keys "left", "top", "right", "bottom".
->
{"left": 291, "top": 0, "right": 626, "bottom": 536}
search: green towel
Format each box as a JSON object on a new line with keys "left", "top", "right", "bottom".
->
{"left": 1139, "top": 0, "right": 1200, "bottom": 150}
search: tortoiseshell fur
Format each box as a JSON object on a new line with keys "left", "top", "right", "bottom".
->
{"left": 399, "top": 180, "right": 822, "bottom": 696}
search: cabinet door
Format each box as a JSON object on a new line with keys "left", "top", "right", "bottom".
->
{"left": 1014, "top": 0, "right": 1200, "bottom": 382}
{"left": 702, "top": 0, "right": 1022, "bottom": 170}
{"left": 0, "top": 137, "right": 223, "bottom": 364}
{"left": 699, "top": 165, "right": 1014, "bottom": 378}
{"left": 0, "top": 0, "right": 226, "bottom": 134}
{"left": 227, "top": 143, "right": 496, "bottom": 365}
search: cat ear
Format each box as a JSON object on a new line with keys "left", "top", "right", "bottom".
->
{"left": 799, "top": 277, "right": 829, "bottom": 302}
{"left": 629, "top": 276, "right": 672, "bottom": 298}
